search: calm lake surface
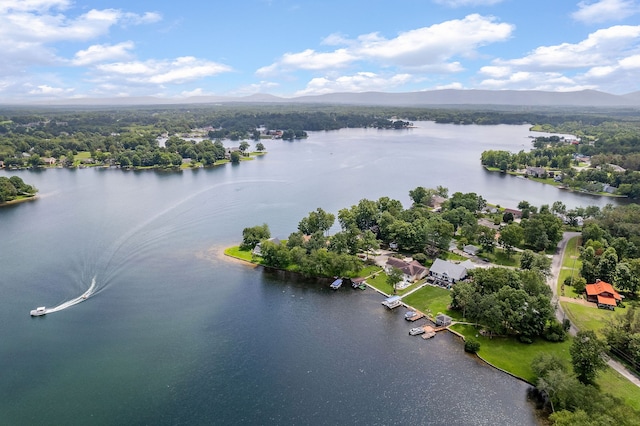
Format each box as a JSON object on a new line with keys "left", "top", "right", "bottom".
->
{"left": 1, "top": 122, "right": 618, "bottom": 425}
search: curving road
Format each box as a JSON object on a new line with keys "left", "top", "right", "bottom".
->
{"left": 549, "top": 232, "right": 640, "bottom": 387}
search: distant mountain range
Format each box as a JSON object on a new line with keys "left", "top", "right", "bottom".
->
{"left": 18, "top": 89, "right": 640, "bottom": 108}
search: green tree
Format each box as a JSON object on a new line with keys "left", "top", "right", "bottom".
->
{"left": 408, "top": 186, "right": 434, "bottom": 206}
{"left": 358, "top": 229, "right": 380, "bottom": 259}
{"left": 260, "top": 240, "right": 290, "bottom": 268}
{"left": 230, "top": 151, "right": 241, "bottom": 163}
{"left": 570, "top": 330, "right": 608, "bottom": 384}
{"left": 27, "top": 154, "right": 42, "bottom": 167}
{"left": 499, "top": 223, "right": 523, "bottom": 258}
{"left": 597, "top": 247, "right": 618, "bottom": 283}
{"left": 241, "top": 224, "right": 270, "bottom": 250}
{"left": 239, "top": 141, "right": 250, "bottom": 153}
{"left": 386, "top": 267, "right": 404, "bottom": 294}
{"left": 478, "top": 226, "right": 497, "bottom": 253}
{"left": 423, "top": 216, "right": 454, "bottom": 254}
{"left": 298, "top": 207, "right": 335, "bottom": 235}
{"left": 256, "top": 142, "right": 265, "bottom": 151}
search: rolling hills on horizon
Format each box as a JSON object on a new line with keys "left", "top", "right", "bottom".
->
{"left": 8, "top": 89, "right": 640, "bottom": 108}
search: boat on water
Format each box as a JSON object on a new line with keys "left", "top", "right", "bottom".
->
{"left": 30, "top": 306, "right": 46, "bottom": 317}
{"left": 330, "top": 278, "right": 342, "bottom": 290}
{"left": 409, "top": 327, "right": 425, "bottom": 336}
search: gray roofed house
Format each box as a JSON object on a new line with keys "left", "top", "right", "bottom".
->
{"left": 429, "top": 258, "right": 474, "bottom": 283}
{"left": 252, "top": 237, "right": 281, "bottom": 256}
{"left": 463, "top": 245, "right": 480, "bottom": 256}
{"left": 386, "top": 257, "right": 428, "bottom": 283}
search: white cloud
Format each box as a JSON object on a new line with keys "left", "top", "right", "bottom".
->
{"left": 295, "top": 72, "right": 414, "bottom": 95}
{"left": 479, "top": 71, "right": 595, "bottom": 91}
{"left": 94, "top": 57, "right": 232, "bottom": 85}
{"left": 475, "top": 23, "right": 640, "bottom": 93}
{"left": 72, "top": 41, "right": 135, "bottom": 66}
{"left": 260, "top": 48, "right": 356, "bottom": 74}
{"left": 233, "top": 81, "right": 280, "bottom": 96}
{"left": 0, "top": 0, "right": 71, "bottom": 13}
{"left": 496, "top": 25, "right": 640, "bottom": 71}
{"left": 572, "top": 0, "right": 639, "bottom": 24}
{"left": 258, "top": 14, "right": 512, "bottom": 77}
{"left": 479, "top": 65, "right": 512, "bottom": 78}
{"left": 433, "top": 82, "right": 465, "bottom": 89}
{"left": 432, "top": 0, "right": 504, "bottom": 6}
{"left": 0, "top": 1, "right": 161, "bottom": 76}
{"left": 27, "top": 84, "right": 74, "bottom": 95}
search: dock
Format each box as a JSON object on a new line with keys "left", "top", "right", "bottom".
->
{"left": 405, "top": 311, "right": 425, "bottom": 322}
{"left": 418, "top": 324, "right": 449, "bottom": 339}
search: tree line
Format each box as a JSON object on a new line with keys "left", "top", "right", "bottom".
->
{"left": 0, "top": 175, "right": 37, "bottom": 203}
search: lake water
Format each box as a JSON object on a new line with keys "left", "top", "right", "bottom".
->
{"left": 1, "top": 122, "right": 613, "bottom": 425}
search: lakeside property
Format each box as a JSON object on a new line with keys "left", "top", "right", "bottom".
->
{"left": 224, "top": 221, "right": 640, "bottom": 415}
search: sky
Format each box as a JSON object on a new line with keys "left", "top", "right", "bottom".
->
{"left": 1, "top": 0, "right": 640, "bottom": 102}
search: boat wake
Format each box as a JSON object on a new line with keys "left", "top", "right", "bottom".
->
{"left": 31, "top": 276, "right": 97, "bottom": 316}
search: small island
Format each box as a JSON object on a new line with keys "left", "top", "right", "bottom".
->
{"left": 0, "top": 176, "right": 38, "bottom": 205}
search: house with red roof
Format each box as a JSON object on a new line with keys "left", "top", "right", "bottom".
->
{"left": 585, "top": 279, "right": 622, "bottom": 310}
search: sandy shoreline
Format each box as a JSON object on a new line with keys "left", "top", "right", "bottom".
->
{"left": 0, "top": 195, "right": 38, "bottom": 207}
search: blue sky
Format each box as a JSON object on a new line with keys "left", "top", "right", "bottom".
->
{"left": 2, "top": 0, "right": 640, "bottom": 101}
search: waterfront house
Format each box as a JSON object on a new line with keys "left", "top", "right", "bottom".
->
{"left": 429, "top": 258, "right": 474, "bottom": 284}
{"left": 42, "top": 157, "right": 56, "bottom": 166}
{"left": 525, "top": 166, "right": 547, "bottom": 178}
{"left": 585, "top": 280, "right": 622, "bottom": 310}
{"left": 252, "top": 238, "right": 281, "bottom": 256}
{"left": 385, "top": 257, "right": 427, "bottom": 283}
{"left": 503, "top": 208, "right": 522, "bottom": 219}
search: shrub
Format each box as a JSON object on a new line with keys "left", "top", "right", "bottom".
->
{"left": 464, "top": 339, "right": 481, "bottom": 353}
{"left": 519, "top": 335, "right": 533, "bottom": 344}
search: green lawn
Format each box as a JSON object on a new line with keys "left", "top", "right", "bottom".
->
{"left": 481, "top": 249, "right": 520, "bottom": 267}
{"left": 443, "top": 251, "right": 466, "bottom": 261}
{"left": 450, "top": 324, "right": 572, "bottom": 383}
{"left": 451, "top": 323, "right": 640, "bottom": 408}
{"left": 560, "top": 301, "right": 625, "bottom": 337}
{"left": 366, "top": 272, "right": 424, "bottom": 296}
{"left": 224, "top": 246, "right": 254, "bottom": 262}
{"left": 596, "top": 367, "right": 640, "bottom": 411}
{"left": 402, "top": 285, "right": 461, "bottom": 320}
{"left": 75, "top": 151, "right": 92, "bottom": 160}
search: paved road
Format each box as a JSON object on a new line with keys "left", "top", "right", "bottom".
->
{"left": 550, "top": 232, "right": 640, "bottom": 387}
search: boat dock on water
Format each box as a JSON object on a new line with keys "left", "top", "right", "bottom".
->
{"left": 404, "top": 310, "right": 425, "bottom": 321}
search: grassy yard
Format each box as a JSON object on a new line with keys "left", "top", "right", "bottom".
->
{"left": 596, "top": 367, "right": 640, "bottom": 411}
{"left": 366, "top": 272, "right": 424, "bottom": 296}
{"left": 481, "top": 249, "right": 520, "bottom": 267}
{"left": 402, "top": 285, "right": 461, "bottom": 320}
{"left": 451, "top": 324, "right": 640, "bottom": 408}
{"left": 443, "top": 251, "right": 467, "bottom": 261}
{"left": 560, "top": 301, "right": 625, "bottom": 337}
{"left": 451, "top": 324, "right": 572, "bottom": 383}
{"left": 224, "top": 246, "right": 254, "bottom": 262}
